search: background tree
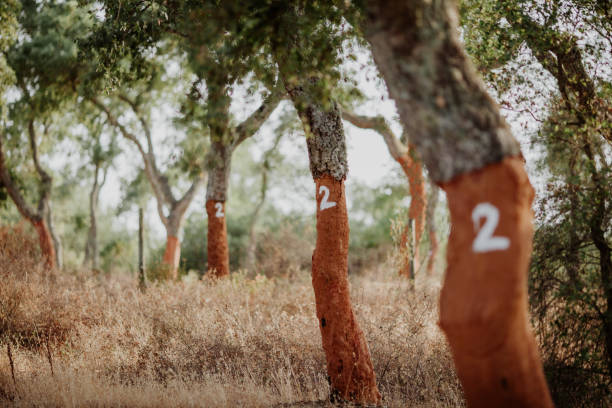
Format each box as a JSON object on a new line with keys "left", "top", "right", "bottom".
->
{"left": 341, "top": 110, "right": 429, "bottom": 277}
{"left": 75, "top": 112, "right": 119, "bottom": 271}
{"left": 90, "top": 64, "right": 206, "bottom": 279}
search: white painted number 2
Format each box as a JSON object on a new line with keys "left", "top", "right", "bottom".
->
{"left": 215, "top": 202, "right": 224, "bottom": 218}
{"left": 318, "top": 186, "right": 337, "bottom": 211}
{"left": 471, "top": 203, "right": 510, "bottom": 253}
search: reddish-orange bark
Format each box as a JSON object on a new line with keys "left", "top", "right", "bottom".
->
{"left": 32, "top": 219, "right": 56, "bottom": 270}
{"left": 397, "top": 151, "right": 426, "bottom": 276}
{"left": 206, "top": 200, "right": 230, "bottom": 278}
{"left": 439, "top": 157, "right": 553, "bottom": 408}
{"left": 312, "top": 175, "right": 381, "bottom": 404}
{"left": 162, "top": 235, "right": 181, "bottom": 280}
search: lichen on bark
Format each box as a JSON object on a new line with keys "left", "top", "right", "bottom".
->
{"left": 364, "top": 0, "right": 521, "bottom": 182}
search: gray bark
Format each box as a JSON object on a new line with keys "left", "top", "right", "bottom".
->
{"left": 83, "top": 164, "right": 108, "bottom": 270}
{"left": 245, "top": 131, "right": 284, "bottom": 269}
{"left": 91, "top": 96, "right": 205, "bottom": 240}
{"left": 138, "top": 207, "right": 146, "bottom": 291}
{"left": 282, "top": 80, "right": 348, "bottom": 180}
{"left": 205, "top": 83, "right": 285, "bottom": 202}
{"left": 205, "top": 141, "right": 232, "bottom": 202}
{"left": 364, "top": 0, "right": 521, "bottom": 182}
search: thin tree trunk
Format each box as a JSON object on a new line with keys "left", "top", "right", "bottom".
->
{"left": 397, "top": 152, "right": 426, "bottom": 276}
{"left": 281, "top": 76, "right": 381, "bottom": 403}
{"left": 138, "top": 207, "right": 145, "bottom": 290}
{"left": 245, "top": 132, "right": 284, "bottom": 270}
{"left": 364, "top": 1, "right": 553, "bottom": 406}
{"left": 84, "top": 163, "right": 106, "bottom": 270}
{"left": 32, "top": 218, "right": 56, "bottom": 270}
{"left": 340, "top": 110, "right": 428, "bottom": 277}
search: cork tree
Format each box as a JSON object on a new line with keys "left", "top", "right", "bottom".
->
{"left": 463, "top": 0, "right": 612, "bottom": 394}
{"left": 362, "top": 0, "right": 554, "bottom": 406}
{"left": 265, "top": 5, "right": 382, "bottom": 404}
{"left": 91, "top": 0, "right": 288, "bottom": 277}
{"left": 74, "top": 111, "right": 119, "bottom": 271}
{"left": 0, "top": 118, "right": 59, "bottom": 269}
{"left": 89, "top": 66, "right": 206, "bottom": 279}
{"left": 0, "top": 0, "right": 92, "bottom": 269}
{"left": 185, "top": 72, "right": 284, "bottom": 277}
{"left": 341, "top": 110, "right": 430, "bottom": 277}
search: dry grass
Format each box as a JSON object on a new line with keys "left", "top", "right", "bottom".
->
{"left": 0, "top": 224, "right": 463, "bottom": 407}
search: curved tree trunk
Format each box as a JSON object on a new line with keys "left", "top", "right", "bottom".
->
{"left": 0, "top": 128, "right": 57, "bottom": 270}
{"left": 397, "top": 152, "right": 426, "bottom": 276}
{"left": 282, "top": 77, "right": 381, "bottom": 403}
{"left": 340, "top": 110, "right": 428, "bottom": 277}
{"left": 364, "top": 1, "right": 553, "bottom": 406}
{"left": 84, "top": 164, "right": 107, "bottom": 270}
{"left": 32, "top": 218, "right": 56, "bottom": 270}
{"left": 245, "top": 132, "right": 284, "bottom": 271}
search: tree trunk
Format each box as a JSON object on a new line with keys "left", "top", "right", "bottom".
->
{"left": 285, "top": 81, "right": 381, "bottom": 403}
{"left": 205, "top": 140, "right": 231, "bottom": 278}
{"left": 161, "top": 234, "right": 181, "bottom": 279}
{"left": 440, "top": 157, "right": 552, "bottom": 407}
{"left": 84, "top": 164, "right": 103, "bottom": 270}
{"left": 161, "top": 214, "right": 182, "bottom": 280}
{"left": 138, "top": 207, "right": 146, "bottom": 290}
{"left": 206, "top": 200, "right": 229, "bottom": 277}
{"left": 425, "top": 184, "right": 440, "bottom": 275}
{"left": 397, "top": 152, "right": 426, "bottom": 276}
{"left": 364, "top": 1, "right": 553, "bottom": 406}
{"left": 32, "top": 218, "right": 56, "bottom": 270}
{"left": 245, "top": 132, "right": 283, "bottom": 271}
{"left": 45, "top": 203, "right": 62, "bottom": 269}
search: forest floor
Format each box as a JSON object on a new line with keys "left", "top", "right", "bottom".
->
{"left": 0, "top": 228, "right": 464, "bottom": 407}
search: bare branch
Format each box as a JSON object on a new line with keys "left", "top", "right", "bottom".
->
{"left": 89, "top": 97, "right": 176, "bottom": 217}
{"left": 232, "top": 84, "right": 285, "bottom": 149}
{"left": 341, "top": 109, "right": 407, "bottom": 160}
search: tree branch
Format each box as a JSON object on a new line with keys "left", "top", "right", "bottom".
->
{"left": 232, "top": 84, "right": 285, "bottom": 149}
{"left": 341, "top": 109, "right": 407, "bottom": 160}
{"left": 0, "top": 131, "right": 39, "bottom": 221}
{"left": 27, "top": 120, "right": 52, "bottom": 216}
{"left": 90, "top": 96, "right": 176, "bottom": 221}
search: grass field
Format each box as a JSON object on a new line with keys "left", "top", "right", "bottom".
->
{"left": 0, "top": 226, "right": 463, "bottom": 407}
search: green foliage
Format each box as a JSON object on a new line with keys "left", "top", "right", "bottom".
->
{"left": 530, "top": 95, "right": 612, "bottom": 405}
{"left": 0, "top": 0, "right": 19, "bottom": 117}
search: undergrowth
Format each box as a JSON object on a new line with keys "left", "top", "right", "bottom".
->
{"left": 0, "top": 224, "right": 463, "bottom": 407}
